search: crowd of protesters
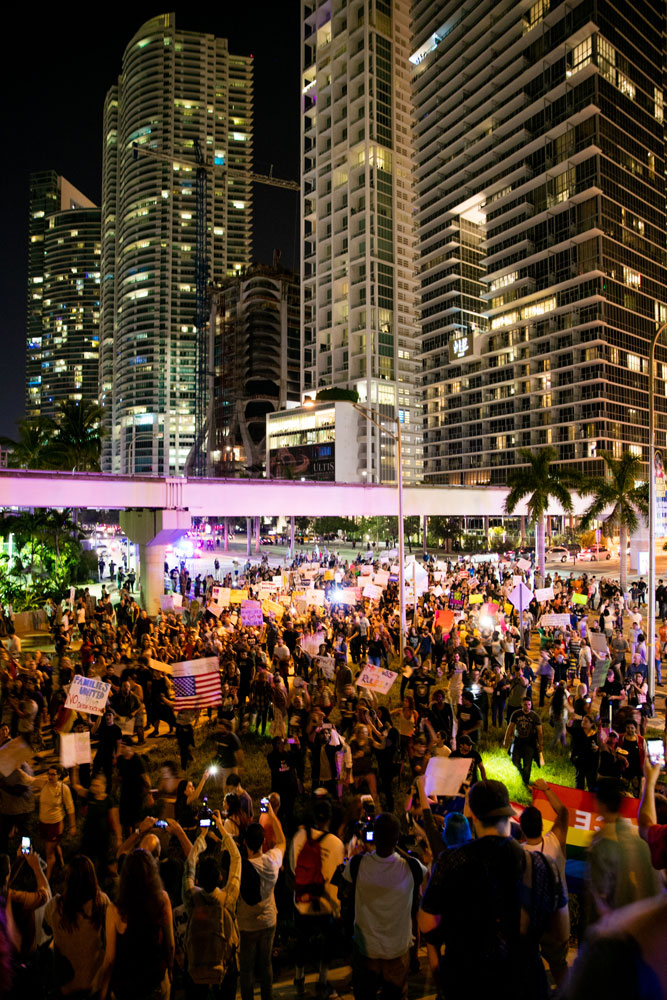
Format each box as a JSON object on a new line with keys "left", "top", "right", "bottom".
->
{"left": 0, "top": 544, "right": 666, "bottom": 1000}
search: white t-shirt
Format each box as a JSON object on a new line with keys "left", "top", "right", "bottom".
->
{"left": 523, "top": 829, "right": 566, "bottom": 882}
{"left": 290, "top": 827, "right": 345, "bottom": 916}
{"left": 237, "top": 846, "right": 284, "bottom": 931}
{"left": 343, "top": 852, "right": 426, "bottom": 959}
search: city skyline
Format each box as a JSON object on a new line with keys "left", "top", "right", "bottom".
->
{"left": 3, "top": 5, "right": 300, "bottom": 439}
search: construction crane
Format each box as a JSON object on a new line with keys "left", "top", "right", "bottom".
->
{"left": 131, "top": 142, "right": 298, "bottom": 476}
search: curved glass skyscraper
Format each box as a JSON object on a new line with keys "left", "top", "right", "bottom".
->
{"left": 100, "top": 13, "right": 253, "bottom": 474}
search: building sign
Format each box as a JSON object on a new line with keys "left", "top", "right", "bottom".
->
{"left": 656, "top": 450, "right": 667, "bottom": 535}
{"left": 269, "top": 443, "right": 335, "bottom": 481}
{"left": 448, "top": 332, "right": 476, "bottom": 363}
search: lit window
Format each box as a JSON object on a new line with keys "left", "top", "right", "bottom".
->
{"left": 627, "top": 353, "right": 641, "bottom": 372}
{"left": 617, "top": 72, "right": 635, "bottom": 100}
{"left": 655, "top": 88, "right": 664, "bottom": 123}
{"left": 525, "top": 0, "right": 549, "bottom": 31}
{"left": 623, "top": 267, "right": 641, "bottom": 288}
{"left": 490, "top": 271, "right": 518, "bottom": 292}
{"left": 597, "top": 36, "right": 616, "bottom": 82}
{"left": 629, "top": 445, "right": 642, "bottom": 458}
{"left": 569, "top": 37, "right": 592, "bottom": 76}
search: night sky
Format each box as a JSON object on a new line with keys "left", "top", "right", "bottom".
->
{"left": 2, "top": 5, "right": 301, "bottom": 438}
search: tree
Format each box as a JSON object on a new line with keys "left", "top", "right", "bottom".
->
{"left": 579, "top": 450, "right": 648, "bottom": 592}
{"left": 503, "top": 447, "right": 577, "bottom": 577}
{"left": 0, "top": 417, "right": 56, "bottom": 469}
{"left": 50, "top": 399, "right": 105, "bottom": 472}
{"left": 315, "top": 387, "right": 360, "bottom": 403}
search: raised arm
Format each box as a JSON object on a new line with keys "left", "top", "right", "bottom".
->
{"left": 213, "top": 809, "right": 241, "bottom": 906}
{"left": 638, "top": 757, "right": 661, "bottom": 839}
{"left": 533, "top": 778, "right": 568, "bottom": 850}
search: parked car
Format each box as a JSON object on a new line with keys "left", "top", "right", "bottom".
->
{"left": 546, "top": 546, "right": 570, "bottom": 563}
{"left": 579, "top": 546, "right": 612, "bottom": 561}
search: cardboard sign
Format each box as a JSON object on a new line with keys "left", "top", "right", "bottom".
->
{"left": 324, "top": 569, "right": 335, "bottom": 581}
{"left": 65, "top": 675, "right": 111, "bottom": 716}
{"left": 534, "top": 587, "right": 554, "bottom": 603}
{"left": 533, "top": 783, "right": 638, "bottom": 861}
{"left": 147, "top": 657, "right": 173, "bottom": 675}
{"left": 213, "top": 587, "right": 231, "bottom": 607}
{"left": 362, "top": 583, "right": 383, "bottom": 601}
{"left": 229, "top": 589, "right": 249, "bottom": 604}
{"left": 316, "top": 656, "right": 336, "bottom": 680}
{"left": 240, "top": 600, "right": 263, "bottom": 627}
{"left": 504, "top": 602, "right": 514, "bottom": 615}
{"left": 300, "top": 632, "right": 327, "bottom": 658}
{"left": 272, "top": 575, "right": 283, "bottom": 586}
{"left": 0, "top": 737, "right": 32, "bottom": 777}
{"left": 424, "top": 756, "right": 475, "bottom": 798}
{"left": 572, "top": 592, "right": 589, "bottom": 605}
{"left": 373, "top": 570, "right": 390, "bottom": 588}
{"left": 517, "top": 558, "right": 532, "bottom": 571}
{"left": 539, "top": 613, "right": 571, "bottom": 627}
{"left": 359, "top": 564, "right": 373, "bottom": 576}
{"left": 589, "top": 632, "right": 609, "bottom": 655}
{"left": 508, "top": 583, "right": 534, "bottom": 610}
{"left": 433, "top": 585, "right": 443, "bottom": 597}
{"left": 208, "top": 602, "right": 223, "bottom": 618}
{"left": 161, "top": 593, "right": 183, "bottom": 610}
{"left": 60, "top": 731, "right": 92, "bottom": 768}
{"left": 335, "top": 589, "right": 359, "bottom": 607}
{"left": 468, "top": 594, "right": 483, "bottom": 605}
{"left": 449, "top": 590, "right": 465, "bottom": 610}
{"left": 357, "top": 664, "right": 397, "bottom": 695}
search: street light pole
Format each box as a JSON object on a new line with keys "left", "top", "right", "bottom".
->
{"left": 353, "top": 402, "right": 406, "bottom": 668}
{"left": 648, "top": 321, "right": 667, "bottom": 702}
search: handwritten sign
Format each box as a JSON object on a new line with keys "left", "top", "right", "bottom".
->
{"left": 373, "top": 570, "right": 390, "bottom": 588}
{"left": 435, "top": 609, "right": 455, "bottom": 632}
{"left": 230, "top": 589, "right": 249, "bottom": 604}
{"left": 262, "top": 599, "right": 284, "bottom": 621}
{"left": 534, "top": 587, "right": 554, "bottom": 603}
{"left": 305, "top": 588, "right": 325, "bottom": 607}
{"left": 538, "top": 613, "right": 572, "bottom": 628}
{"left": 572, "top": 591, "right": 589, "bottom": 605}
{"left": 316, "top": 656, "right": 336, "bottom": 680}
{"left": 60, "top": 731, "right": 92, "bottom": 768}
{"left": 517, "top": 558, "right": 532, "bottom": 572}
{"left": 424, "top": 756, "right": 475, "bottom": 798}
{"left": 241, "top": 600, "right": 263, "bottom": 627}
{"left": 468, "top": 594, "right": 483, "bottom": 605}
{"left": 212, "top": 587, "right": 230, "bottom": 607}
{"left": 356, "top": 664, "right": 397, "bottom": 695}
{"left": 65, "top": 675, "right": 111, "bottom": 716}
{"left": 449, "top": 589, "right": 465, "bottom": 610}
{"left": 362, "top": 583, "right": 383, "bottom": 601}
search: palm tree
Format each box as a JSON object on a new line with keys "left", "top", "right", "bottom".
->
{"left": 579, "top": 451, "right": 648, "bottom": 593}
{"left": 0, "top": 417, "right": 56, "bottom": 469}
{"left": 503, "top": 447, "right": 577, "bottom": 577}
{"left": 50, "top": 400, "right": 105, "bottom": 472}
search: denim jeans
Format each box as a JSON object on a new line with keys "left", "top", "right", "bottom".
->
{"left": 240, "top": 925, "right": 276, "bottom": 1000}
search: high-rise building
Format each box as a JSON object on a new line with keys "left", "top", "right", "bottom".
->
{"left": 26, "top": 171, "right": 100, "bottom": 419}
{"left": 300, "top": 0, "right": 422, "bottom": 484}
{"left": 413, "top": 0, "right": 667, "bottom": 484}
{"left": 208, "top": 263, "right": 301, "bottom": 475}
{"left": 100, "top": 13, "right": 253, "bottom": 475}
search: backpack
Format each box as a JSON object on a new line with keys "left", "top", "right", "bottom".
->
{"left": 294, "top": 830, "right": 328, "bottom": 903}
{"left": 240, "top": 854, "right": 262, "bottom": 906}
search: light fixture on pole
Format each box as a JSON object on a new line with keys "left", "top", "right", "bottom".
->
{"left": 351, "top": 400, "right": 407, "bottom": 667}
{"left": 648, "top": 320, "right": 667, "bottom": 702}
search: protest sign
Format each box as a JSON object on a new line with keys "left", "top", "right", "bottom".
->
{"left": 481, "top": 602, "right": 499, "bottom": 616}
{"left": 448, "top": 589, "right": 465, "bottom": 610}
{"left": 534, "top": 586, "right": 555, "bottom": 603}
{"left": 517, "top": 558, "right": 532, "bottom": 571}
{"left": 335, "top": 589, "right": 358, "bottom": 606}
{"left": 213, "top": 588, "right": 230, "bottom": 607}
{"left": 373, "top": 570, "right": 390, "bottom": 588}
{"left": 148, "top": 657, "right": 173, "bottom": 675}
{"left": 357, "top": 664, "right": 397, "bottom": 695}
{"left": 161, "top": 593, "right": 183, "bottom": 611}
{"left": 435, "top": 608, "right": 455, "bottom": 632}
{"left": 69, "top": 586, "right": 75, "bottom": 605}
{"left": 362, "top": 583, "right": 383, "bottom": 601}
{"left": 229, "top": 589, "right": 248, "bottom": 604}
{"left": 324, "top": 569, "right": 334, "bottom": 581}
{"left": 305, "top": 588, "right": 325, "bottom": 607}
{"left": 589, "top": 632, "right": 609, "bottom": 655}
{"left": 262, "top": 599, "right": 284, "bottom": 621}
{"left": 0, "top": 737, "right": 32, "bottom": 777}
{"left": 240, "top": 600, "right": 263, "bottom": 626}
{"left": 538, "top": 613, "right": 572, "bottom": 627}
{"left": 272, "top": 575, "right": 283, "bottom": 586}
{"left": 316, "top": 656, "right": 336, "bottom": 680}
{"left": 359, "top": 564, "right": 373, "bottom": 576}
{"left": 572, "top": 592, "right": 588, "bottom": 605}
{"left": 433, "top": 585, "right": 443, "bottom": 597}
{"left": 300, "top": 631, "right": 327, "bottom": 658}
{"left": 207, "top": 602, "right": 223, "bottom": 618}
{"left": 65, "top": 675, "right": 111, "bottom": 716}
{"left": 468, "top": 594, "right": 483, "bottom": 605}
{"left": 60, "top": 731, "right": 92, "bottom": 768}
{"left": 533, "top": 783, "right": 638, "bottom": 861}
{"left": 508, "top": 583, "right": 534, "bottom": 611}
{"left": 424, "top": 756, "right": 475, "bottom": 798}
{"left": 504, "top": 603, "right": 514, "bottom": 616}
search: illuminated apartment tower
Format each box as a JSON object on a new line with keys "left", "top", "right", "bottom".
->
{"left": 412, "top": 0, "right": 667, "bottom": 484}
{"left": 301, "top": 0, "right": 422, "bottom": 483}
{"left": 26, "top": 171, "right": 100, "bottom": 419}
{"left": 100, "top": 13, "right": 253, "bottom": 474}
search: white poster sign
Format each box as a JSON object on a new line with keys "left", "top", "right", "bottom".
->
{"left": 65, "top": 675, "right": 111, "bottom": 716}
{"left": 356, "top": 664, "right": 397, "bottom": 694}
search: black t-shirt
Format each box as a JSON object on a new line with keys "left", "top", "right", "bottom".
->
{"left": 117, "top": 754, "right": 146, "bottom": 815}
{"left": 456, "top": 702, "right": 482, "bottom": 742}
{"left": 95, "top": 722, "right": 122, "bottom": 761}
{"left": 510, "top": 709, "right": 541, "bottom": 743}
{"left": 216, "top": 730, "right": 241, "bottom": 768}
{"left": 428, "top": 702, "right": 454, "bottom": 739}
{"left": 409, "top": 673, "right": 435, "bottom": 708}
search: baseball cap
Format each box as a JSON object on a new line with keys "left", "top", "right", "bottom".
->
{"left": 468, "top": 780, "right": 517, "bottom": 822}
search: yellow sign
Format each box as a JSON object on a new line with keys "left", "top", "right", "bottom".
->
{"left": 229, "top": 589, "right": 249, "bottom": 604}
{"left": 504, "top": 603, "right": 513, "bottom": 615}
{"left": 262, "top": 599, "right": 284, "bottom": 621}
{"left": 324, "top": 569, "right": 334, "bottom": 581}
{"left": 469, "top": 594, "right": 483, "bottom": 604}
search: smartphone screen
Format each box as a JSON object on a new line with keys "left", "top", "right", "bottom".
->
{"left": 154, "top": 819, "right": 168, "bottom": 829}
{"left": 647, "top": 739, "right": 666, "bottom": 768}
{"left": 365, "top": 830, "right": 374, "bottom": 842}
{"left": 200, "top": 818, "right": 212, "bottom": 827}
{"left": 260, "top": 797, "right": 269, "bottom": 813}
{"left": 21, "top": 836, "right": 30, "bottom": 854}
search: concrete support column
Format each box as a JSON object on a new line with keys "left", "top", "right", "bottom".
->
{"left": 484, "top": 515, "right": 490, "bottom": 544}
{"left": 521, "top": 516, "right": 526, "bottom": 545}
{"left": 290, "top": 516, "right": 295, "bottom": 562}
{"left": 223, "top": 517, "right": 229, "bottom": 552}
{"left": 255, "top": 516, "right": 261, "bottom": 554}
{"left": 422, "top": 514, "right": 428, "bottom": 555}
{"left": 120, "top": 508, "right": 191, "bottom": 617}
{"left": 246, "top": 517, "right": 252, "bottom": 556}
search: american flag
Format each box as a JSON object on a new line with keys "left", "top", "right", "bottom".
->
{"left": 172, "top": 657, "right": 221, "bottom": 709}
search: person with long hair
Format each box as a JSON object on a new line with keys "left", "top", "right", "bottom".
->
{"left": 43, "top": 855, "right": 114, "bottom": 998}
{"left": 107, "top": 849, "right": 174, "bottom": 1000}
